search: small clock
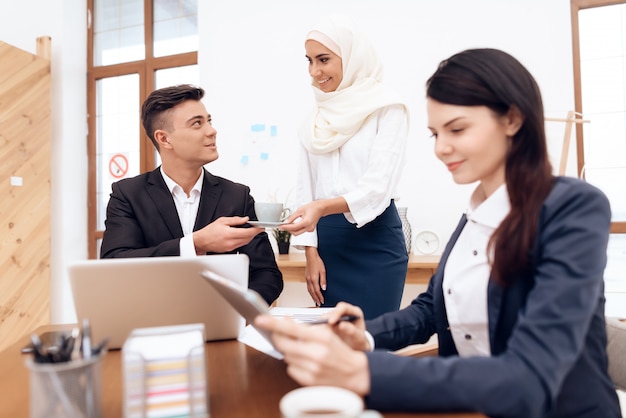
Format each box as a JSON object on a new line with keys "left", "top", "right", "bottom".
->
{"left": 414, "top": 230, "right": 440, "bottom": 254}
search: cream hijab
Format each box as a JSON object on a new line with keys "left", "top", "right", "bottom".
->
{"left": 299, "top": 14, "right": 406, "bottom": 154}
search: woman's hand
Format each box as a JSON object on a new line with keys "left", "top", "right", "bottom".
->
{"left": 255, "top": 314, "right": 371, "bottom": 396}
{"left": 280, "top": 200, "right": 326, "bottom": 235}
{"left": 304, "top": 247, "right": 326, "bottom": 306}
{"left": 324, "top": 302, "right": 371, "bottom": 351}
{"left": 280, "top": 197, "right": 349, "bottom": 236}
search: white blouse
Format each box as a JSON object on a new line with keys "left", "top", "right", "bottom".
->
{"left": 290, "top": 104, "right": 408, "bottom": 249}
{"left": 443, "top": 184, "right": 510, "bottom": 357}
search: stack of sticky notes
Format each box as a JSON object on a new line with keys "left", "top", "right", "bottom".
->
{"left": 122, "top": 323, "right": 208, "bottom": 418}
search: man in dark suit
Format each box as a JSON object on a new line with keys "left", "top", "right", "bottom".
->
{"left": 100, "top": 84, "right": 283, "bottom": 304}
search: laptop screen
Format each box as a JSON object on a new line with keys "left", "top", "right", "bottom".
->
{"left": 68, "top": 254, "right": 249, "bottom": 349}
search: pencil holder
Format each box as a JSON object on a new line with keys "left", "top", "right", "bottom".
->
{"left": 26, "top": 355, "right": 103, "bottom": 418}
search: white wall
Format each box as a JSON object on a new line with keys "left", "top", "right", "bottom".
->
{"left": 0, "top": 0, "right": 88, "bottom": 323}
{"left": 0, "top": 0, "right": 576, "bottom": 323}
{"left": 199, "top": 0, "right": 577, "bottom": 255}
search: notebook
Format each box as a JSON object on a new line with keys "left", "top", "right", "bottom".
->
{"left": 68, "top": 254, "right": 249, "bottom": 349}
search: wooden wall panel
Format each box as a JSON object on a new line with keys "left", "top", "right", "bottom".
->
{"left": 0, "top": 38, "right": 51, "bottom": 352}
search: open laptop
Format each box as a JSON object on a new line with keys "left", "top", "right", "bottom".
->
{"left": 68, "top": 254, "right": 249, "bottom": 349}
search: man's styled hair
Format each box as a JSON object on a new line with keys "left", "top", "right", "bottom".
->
{"left": 141, "top": 84, "right": 205, "bottom": 151}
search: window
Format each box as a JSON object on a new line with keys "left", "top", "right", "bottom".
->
{"left": 571, "top": 0, "right": 626, "bottom": 231}
{"left": 87, "top": 0, "right": 198, "bottom": 258}
{"left": 571, "top": 0, "right": 626, "bottom": 317}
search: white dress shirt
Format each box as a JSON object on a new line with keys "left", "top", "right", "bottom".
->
{"left": 442, "top": 184, "right": 510, "bottom": 357}
{"left": 291, "top": 104, "right": 408, "bottom": 249}
{"left": 160, "top": 167, "right": 203, "bottom": 257}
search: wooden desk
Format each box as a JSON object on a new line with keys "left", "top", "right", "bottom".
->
{"left": 277, "top": 252, "right": 440, "bottom": 285}
{"left": 0, "top": 325, "right": 483, "bottom": 418}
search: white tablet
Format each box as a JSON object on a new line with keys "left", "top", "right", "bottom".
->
{"left": 200, "top": 270, "right": 274, "bottom": 345}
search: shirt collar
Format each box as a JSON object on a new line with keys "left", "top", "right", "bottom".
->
{"left": 160, "top": 166, "right": 204, "bottom": 197}
{"left": 466, "top": 183, "right": 510, "bottom": 229}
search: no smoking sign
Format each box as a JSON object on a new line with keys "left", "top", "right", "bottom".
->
{"left": 109, "top": 153, "right": 129, "bottom": 179}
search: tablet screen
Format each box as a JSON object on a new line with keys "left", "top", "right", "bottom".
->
{"left": 201, "top": 270, "right": 274, "bottom": 345}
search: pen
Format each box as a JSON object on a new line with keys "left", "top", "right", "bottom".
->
{"left": 30, "top": 333, "right": 47, "bottom": 363}
{"left": 59, "top": 328, "right": 79, "bottom": 362}
{"left": 81, "top": 318, "right": 92, "bottom": 359}
{"left": 307, "top": 314, "right": 360, "bottom": 325}
{"left": 91, "top": 337, "right": 109, "bottom": 356}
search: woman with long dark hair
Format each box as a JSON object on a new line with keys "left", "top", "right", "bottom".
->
{"left": 257, "top": 48, "right": 621, "bottom": 417}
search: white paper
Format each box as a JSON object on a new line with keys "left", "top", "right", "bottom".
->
{"left": 269, "top": 306, "right": 334, "bottom": 322}
{"left": 237, "top": 307, "right": 335, "bottom": 359}
{"left": 124, "top": 327, "right": 204, "bottom": 360}
{"left": 238, "top": 325, "right": 283, "bottom": 359}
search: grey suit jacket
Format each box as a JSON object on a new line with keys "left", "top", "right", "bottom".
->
{"left": 100, "top": 167, "right": 283, "bottom": 304}
{"left": 365, "top": 176, "right": 621, "bottom": 417}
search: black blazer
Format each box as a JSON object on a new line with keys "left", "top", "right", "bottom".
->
{"left": 100, "top": 167, "right": 283, "bottom": 304}
{"left": 364, "top": 176, "right": 620, "bottom": 417}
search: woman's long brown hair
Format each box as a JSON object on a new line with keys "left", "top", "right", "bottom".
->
{"left": 426, "top": 48, "right": 553, "bottom": 285}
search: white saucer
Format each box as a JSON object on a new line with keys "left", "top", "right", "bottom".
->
{"left": 248, "top": 221, "right": 287, "bottom": 228}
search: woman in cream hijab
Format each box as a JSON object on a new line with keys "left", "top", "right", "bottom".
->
{"left": 281, "top": 14, "right": 409, "bottom": 319}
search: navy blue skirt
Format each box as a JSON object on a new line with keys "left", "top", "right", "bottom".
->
{"left": 317, "top": 201, "right": 408, "bottom": 319}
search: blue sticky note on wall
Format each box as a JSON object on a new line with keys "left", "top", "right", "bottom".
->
{"left": 260, "top": 152, "right": 269, "bottom": 160}
{"left": 240, "top": 155, "right": 249, "bottom": 165}
{"left": 251, "top": 124, "right": 265, "bottom": 132}
{"left": 270, "top": 125, "right": 277, "bottom": 136}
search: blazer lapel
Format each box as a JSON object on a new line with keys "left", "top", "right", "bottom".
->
{"left": 194, "top": 169, "right": 223, "bottom": 231}
{"left": 433, "top": 214, "right": 467, "bottom": 353}
{"left": 487, "top": 243, "right": 536, "bottom": 353}
{"left": 487, "top": 275, "right": 504, "bottom": 347}
{"left": 146, "top": 168, "right": 184, "bottom": 238}
{"left": 433, "top": 214, "right": 467, "bottom": 328}
{"left": 434, "top": 214, "right": 468, "bottom": 292}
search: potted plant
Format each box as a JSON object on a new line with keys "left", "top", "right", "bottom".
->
{"left": 273, "top": 228, "right": 291, "bottom": 255}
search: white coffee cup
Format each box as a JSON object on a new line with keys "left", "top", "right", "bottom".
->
{"left": 280, "top": 386, "right": 364, "bottom": 418}
{"left": 254, "top": 202, "right": 291, "bottom": 223}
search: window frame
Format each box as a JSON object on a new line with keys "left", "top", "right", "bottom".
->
{"left": 87, "top": 0, "right": 198, "bottom": 258}
{"left": 570, "top": 0, "right": 626, "bottom": 233}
